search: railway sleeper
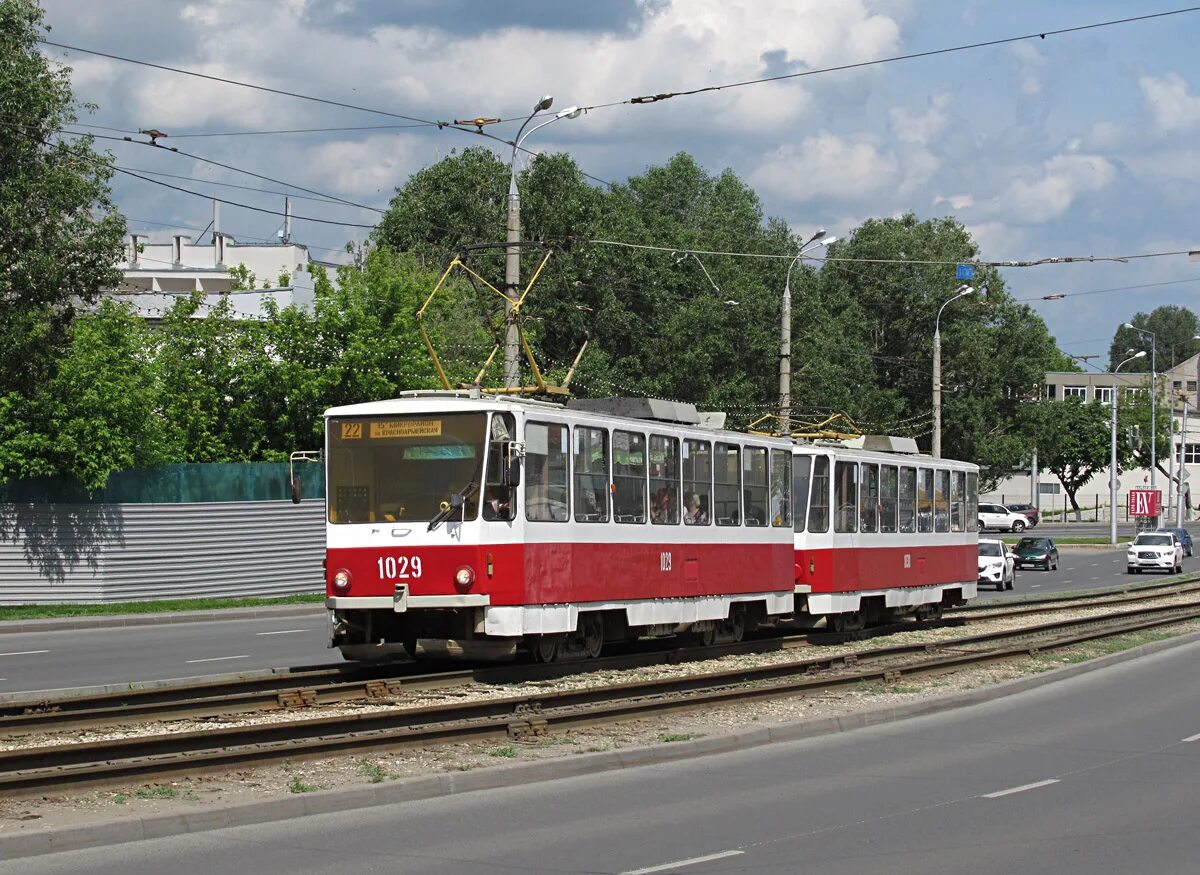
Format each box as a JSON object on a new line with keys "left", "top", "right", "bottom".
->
{"left": 277, "top": 689, "right": 318, "bottom": 709}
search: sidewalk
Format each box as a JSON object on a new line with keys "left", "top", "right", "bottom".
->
{"left": 0, "top": 601, "right": 325, "bottom": 635}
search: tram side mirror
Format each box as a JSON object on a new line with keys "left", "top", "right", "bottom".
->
{"left": 506, "top": 455, "right": 521, "bottom": 487}
{"left": 291, "top": 475, "right": 302, "bottom": 504}
{"left": 450, "top": 493, "right": 465, "bottom": 509}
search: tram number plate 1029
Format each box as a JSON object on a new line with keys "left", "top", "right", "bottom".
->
{"left": 660, "top": 551, "right": 673, "bottom": 572}
{"left": 378, "top": 555, "right": 423, "bottom": 580}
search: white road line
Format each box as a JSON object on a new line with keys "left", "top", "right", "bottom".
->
{"left": 1089, "top": 576, "right": 1100, "bottom": 580}
{"left": 622, "top": 850, "right": 744, "bottom": 874}
{"left": 982, "top": 779, "right": 1060, "bottom": 799}
{"left": 0, "top": 650, "right": 49, "bottom": 657}
{"left": 1182, "top": 732, "right": 1200, "bottom": 743}
{"left": 1089, "top": 563, "right": 1100, "bottom": 567}
{"left": 185, "top": 655, "right": 250, "bottom": 664}
{"left": 255, "top": 629, "right": 309, "bottom": 636}
{"left": 1030, "top": 584, "right": 1042, "bottom": 588}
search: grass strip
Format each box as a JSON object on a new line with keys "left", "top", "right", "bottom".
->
{"left": 0, "top": 592, "right": 323, "bottom": 622}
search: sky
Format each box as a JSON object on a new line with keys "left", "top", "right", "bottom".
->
{"left": 35, "top": 0, "right": 1200, "bottom": 362}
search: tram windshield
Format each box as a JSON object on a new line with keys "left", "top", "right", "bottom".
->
{"left": 326, "top": 413, "right": 487, "bottom": 523}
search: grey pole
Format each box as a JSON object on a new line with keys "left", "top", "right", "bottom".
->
{"left": 933, "top": 285, "right": 972, "bottom": 459}
{"left": 1178, "top": 397, "right": 1189, "bottom": 527}
{"left": 1111, "top": 352, "right": 1146, "bottom": 544}
{"left": 780, "top": 273, "right": 791, "bottom": 433}
{"left": 503, "top": 172, "right": 522, "bottom": 388}
{"left": 933, "top": 327, "right": 942, "bottom": 459}
{"left": 1031, "top": 446, "right": 1038, "bottom": 507}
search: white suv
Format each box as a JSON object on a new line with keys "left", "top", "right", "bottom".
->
{"left": 977, "top": 503, "right": 1029, "bottom": 533}
{"left": 1126, "top": 533, "right": 1183, "bottom": 574}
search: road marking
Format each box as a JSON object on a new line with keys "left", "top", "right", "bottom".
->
{"left": 1182, "top": 732, "right": 1200, "bottom": 743}
{"left": 185, "top": 655, "right": 250, "bottom": 664}
{"left": 982, "top": 779, "right": 1060, "bottom": 799}
{"left": 255, "top": 629, "right": 308, "bottom": 636}
{"left": 1030, "top": 584, "right": 1041, "bottom": 588}
{"left": 622, "top": 850, "right": 745, "bottom": 874}
{"left": 1089, "top": 563, "right": 1100, "bottom": 567}
{"left": 0, "top": 650, "right": 49, "bottom": 657}
{"left": 1089, "top": 576, "right": 1100, "bottom": 580}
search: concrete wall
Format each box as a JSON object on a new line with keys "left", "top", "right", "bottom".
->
{"left": 0, "top": 500, "right": 324, "bottom": 605}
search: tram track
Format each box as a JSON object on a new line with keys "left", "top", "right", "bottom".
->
{"left": 2, "top": 598, "right": 1199, "bottom": 796}
{"left": 3, "top": 578, "right": 1198, "bottom": 736}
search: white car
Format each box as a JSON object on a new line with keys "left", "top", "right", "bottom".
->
{"left": 978, "top": 538, "right": 1016, "bottom": 590}
{"left": 1126, "top": 533, "right": 1184, "bottom": 574}
{"left": 977, "top": 503, "right": 1029, "bottom": 533}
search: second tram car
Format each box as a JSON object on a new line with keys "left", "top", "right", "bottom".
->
{"left": 321, "top": 393, "right": 977, "bottom": 661}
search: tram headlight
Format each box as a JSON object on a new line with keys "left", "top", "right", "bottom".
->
{"left": 332, "top": 569, "right": 352, "bottom": 593}
{"left": 454, "top": 565, "right": 476, "bottom": 591}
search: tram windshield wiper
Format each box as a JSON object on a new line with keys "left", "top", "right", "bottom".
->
{"left": 427, "top": 481, "right": 478, "bottom": 532}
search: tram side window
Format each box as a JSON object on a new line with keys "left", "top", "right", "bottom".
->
{"left": 572, "top": 426, "right": 609, "bottom": 523}
{"left": 808, "top": 456, "right": 830, "bottom": 533}
{"left": 484, "top": 412, "right": 517, "bottom": 521}
{"left": 649, "top": 435, "right": 681, "bottom": 525}
{"left": 860, "top": 463, "right": 879, "bottom": 533}
{"left": 898, "top": 466, "right": 916, "bottom": 534}
{"left": 792, "top": 455, "right": 812, "bottom": 533}
{"left": 771, "top": 449, "right": 792, "bottom": 527}
{"left": 917, "top": 468, "right": 934, "bottom": 534}
{"left": 743, "top": 446, "right": 768, "bottom": 526}
{"left": 613, "top": 430, "right": 647, "bottom": 523}
{"left": 683, "top": 439, "right": 712, "bottom": 525}
{"left": 880, "top": 465, "right": 898, "bottom": 533}
{"left": 935, "top": 469, "right": 951, "bottom": 533}
{"left": 525, "top": 421, "right": 569, "bottom": 522}
{"left": 951, "top": 470, "right": 965, "bottom": 532}
{"left": 835, "top": 461, "right": 859, "bottom": 533}
{"left": 714, "top": 443, "right": 741, "bottom": 526}
{"left": 966, "top": 471, "right": 979, "bottom": 525}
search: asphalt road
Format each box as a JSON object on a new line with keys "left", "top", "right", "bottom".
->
{"left": 0, "top": 544, "right": 1187, "bottom": 696}
{"left": 9, "top": 628, "right": 1200, "bottom": 873}
{"left": 0, "top": 612, "right": 330, "bottom": 696}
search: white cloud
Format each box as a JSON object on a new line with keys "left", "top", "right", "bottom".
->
{"left": 1010, "top": 43, "right": 1047, "bottom": 97}
{"left": 750, "top": 134, "right": 899, "bottom": 202}
{"left": 1139, "top": 73, "right": 1200, "bottom": 133}
{"left": 992, "top": 154, "right": 1117, "bottom": 224}
{"left": 965, "top": 221, "right": 1025, "bottom": 260}
{"left": 889, "top": 91, "right": 952, "bottom": 145}
{"left": 933, "top": 193, "right": 974, "bottom": 210}
{"left": 306, "top": 134, "right": 427, "bottom": 198}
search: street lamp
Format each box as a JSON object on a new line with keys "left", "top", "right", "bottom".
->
{"left": 1123, "top": 323, "right": 1158, "bottom": 506}
{"left": 932, "top": 284, "right": 974, "bottom": 458}
{"left": 503, "top": 96, "right": 583, "bottom": 388}
{"left": 780, "top": 230, "right": 837, "bottom": 432}
{"left": 1111, "top": 350, "right": 1147, "bottom": 545}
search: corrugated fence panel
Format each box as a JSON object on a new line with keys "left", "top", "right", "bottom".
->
{"left": 0, "top": 500, "right": 325, "bottom": 605}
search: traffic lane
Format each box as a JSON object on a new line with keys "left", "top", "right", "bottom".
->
{"left": 11, "top": 634, "right": 1200, "bottom": 874}
{"left": 0, "top": 613, "right": 330, "bottom": 696}
{"left": 980, "top": 548, "right": 1135, "bottom": 600}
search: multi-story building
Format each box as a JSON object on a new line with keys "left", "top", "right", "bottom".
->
{"left": 985, "top": 354, "right": 1200, "bottom": 520}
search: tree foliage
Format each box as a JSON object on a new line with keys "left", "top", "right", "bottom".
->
{"left": 1109, "top": 305, "right": 1200, "bottom": 372}
{"left": 0, "top": 0, "right": 127, "bottom": 486}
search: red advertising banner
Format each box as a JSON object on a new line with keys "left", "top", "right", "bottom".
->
{"left": 1128, "top": 489, "right": 1162, "bottom": 517}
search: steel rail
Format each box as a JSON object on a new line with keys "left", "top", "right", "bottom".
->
{"left": 1, "top": 600, "right": 1198, "bottom": 796}
{"left": 5, "top": 577, "right": 1199, "bottom": 734}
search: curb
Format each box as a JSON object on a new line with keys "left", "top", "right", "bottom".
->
{"left": 4, "top": 626, "right": 1200, "bottom": 861}
{"left": 0, "top": 603, "right": 324, "bottom": 635}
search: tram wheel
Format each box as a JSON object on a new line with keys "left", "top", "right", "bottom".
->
{"left": 579, "top": 614, "right": 604, "bottom": 659}
{"left": 532, "top": 635, "right": 564, "bottom": 663}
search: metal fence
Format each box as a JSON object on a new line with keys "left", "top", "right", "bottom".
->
{"left": 0, "top": 499, "right": 324, "bottom": 605}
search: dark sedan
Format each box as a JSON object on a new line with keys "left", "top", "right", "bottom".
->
{"left": 1158, "top": 527, "right": 1194, "bottom": 557}
{"left": 1006, "top": 503, "right": 1040, "bottom": 526}
{"left": 1013, "top": 536, "right": 1059, "bottom": 571}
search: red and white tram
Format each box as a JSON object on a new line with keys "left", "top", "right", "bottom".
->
{"left": 321, "top": 393, "right": 977, "bottom": 661}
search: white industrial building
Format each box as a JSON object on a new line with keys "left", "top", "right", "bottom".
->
{"left": 983, "top": 354, "right": 1200, "bottom": 521}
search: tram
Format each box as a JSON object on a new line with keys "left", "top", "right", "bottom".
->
{"left": 317, "top": 392, "right": 977, "bottom": 661}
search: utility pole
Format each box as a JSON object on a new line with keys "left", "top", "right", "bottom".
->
{"left": 283, "top": 197, "right": 292, "bottom": 244}
{"left": 933, "top": 285, "right": 974, "bottom": 458}
{"left": 1179, "top": 396, "right": 1190, "bottom": 527}
{"left": 504, "top": 171, "right": 522, "bottom": 389}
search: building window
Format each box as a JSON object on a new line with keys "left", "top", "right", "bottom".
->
{"left": 1174, "top": 380, "right": 1183, "bottom": 391}
{"left": 1094, "top": 386, "right": 1113, "bottom": 405}
{"left": 1045, "top": 384, "right": 1057, "bottom": 399}
{"left": 1063, "top": 386, "right": 1087, "bottom": 399}
{"left": 1189, "top": 381, "right": 1197, "bottom": 393}
{"left": 1185, "top": 443, "right": 1200, "bottom": 465}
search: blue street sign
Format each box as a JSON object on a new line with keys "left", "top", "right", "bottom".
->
{"left": 956, "top": 264, "right": 975, "bottom": 280}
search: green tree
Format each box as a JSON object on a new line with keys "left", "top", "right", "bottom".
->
{"left": 1109, "top": 305, "right": 1200, "bottom": 372}
{"left": 0, "top": 0, "right": 128, "bottom": 485}
{"left": 1025, "top": 397, "right": 1139, "bottom": 520}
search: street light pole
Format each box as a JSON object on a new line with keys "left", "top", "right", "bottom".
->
{"left": 1111, "top": 351, "right": 1147, "bottom": 545}
{"left": 780, "top": 231, "right": 836, "bottom": 433}
{"left": 503, "top": 97, "right": 581, "bottom": 388}
{"left": 1178, "top": 395, "right": 1190, "bottom": 526}
{"left": 1124, "top": 324, "right": 1157, "bottom": 510}
{"left": 933, "top": 285, "right": 974, "bottom": 459}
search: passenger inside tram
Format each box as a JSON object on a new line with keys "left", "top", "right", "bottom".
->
{"left": 684, "top": 492, "right": 708, "bottom": 525}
